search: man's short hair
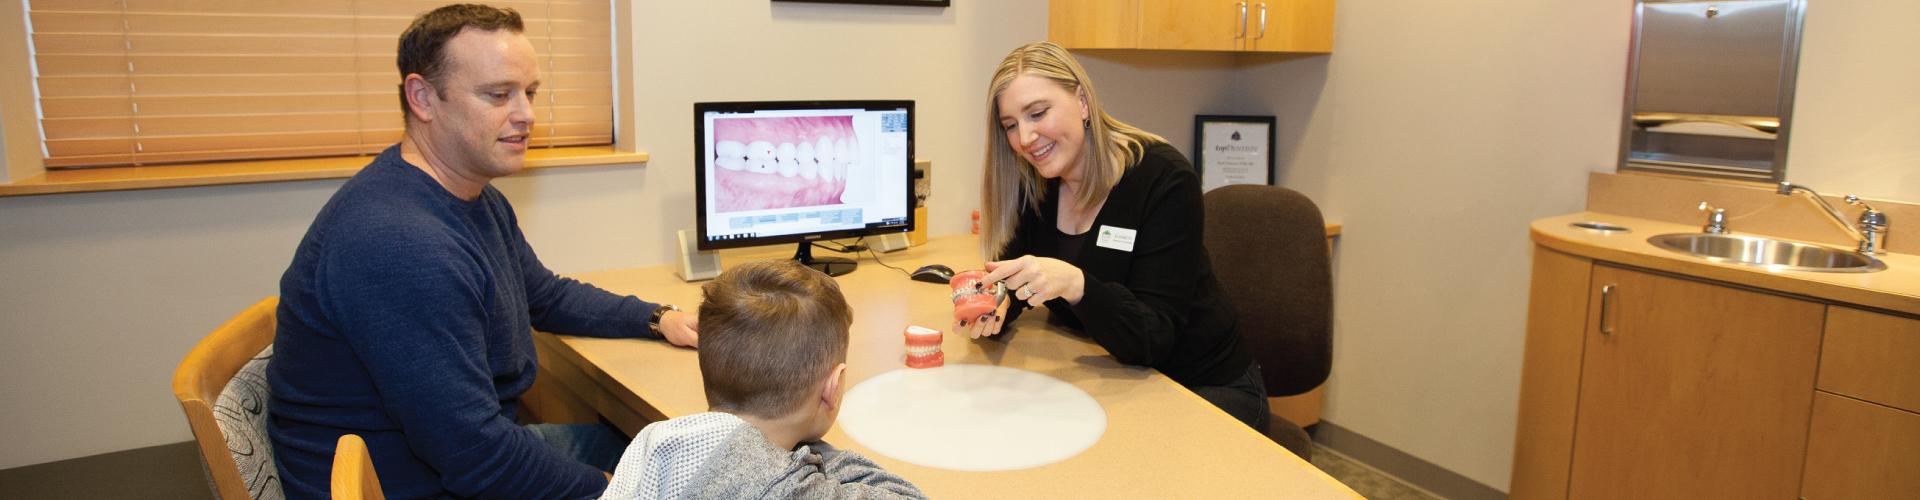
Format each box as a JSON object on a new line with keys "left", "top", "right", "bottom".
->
{"left": 698, "top": 260, "right": 854, "bottom": 419}
{"left": 395, "top": 4, "right": 525, "bottom": 120}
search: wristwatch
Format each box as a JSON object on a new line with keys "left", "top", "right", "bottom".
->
{"left": 648, "top": 304, "right": 679, "bottom": 338}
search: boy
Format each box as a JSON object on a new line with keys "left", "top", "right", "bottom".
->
{"left": 602, "top": 260, "right": 928, "bottom": 500}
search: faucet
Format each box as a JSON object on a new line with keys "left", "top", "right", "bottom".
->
{"left": 1776, "top": 182, "right": 1888, "bottom": 255}
{"left": 1698, "top": 202, "right": 1729, "bottom": 234}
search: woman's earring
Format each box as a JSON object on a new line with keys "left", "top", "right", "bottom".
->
{"left": 1083, "top": 117, "right": 1091, "bottom": 130}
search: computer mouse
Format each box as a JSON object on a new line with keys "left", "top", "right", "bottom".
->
{"left": 910, "top": 264, "right": 955, "bottom": 284}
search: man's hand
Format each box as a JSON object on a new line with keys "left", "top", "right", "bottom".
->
{"left": 658, "top": 309, "right": 699, "bottom": 348}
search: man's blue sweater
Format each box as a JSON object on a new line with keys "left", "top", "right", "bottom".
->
{"left": 269, "top": 146, "right": 657, "bottom": 500}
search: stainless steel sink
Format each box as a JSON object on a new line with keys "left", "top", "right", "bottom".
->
{"left": 1647, "top": 233, "right": 1887, "bottom": 273}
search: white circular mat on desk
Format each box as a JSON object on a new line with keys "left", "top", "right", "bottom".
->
{"left": 837, "top": 364, "right": 1106, "bottom": 471}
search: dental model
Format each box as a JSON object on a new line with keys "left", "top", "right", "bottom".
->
{"left": 949, "top": 270, "right": 1007, "bottom": 324}
{"left": 904, "top": 325, "right": 943, "bottom": 369}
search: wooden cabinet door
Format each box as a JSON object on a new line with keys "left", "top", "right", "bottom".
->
{"left": 1800, "top": 391, "right": 1920, "bottom": 500}
{"left": 1048, "top": 0, "right": 1139, "bottom": 49}
{"left": 1243, "top": 0, "right": 1336, "bottom": 53}
{"left": 1567, "top": 266, "right": 1824, "bottom": 500}
{"left": 1139, "top": 0, "right": 1246, "bottom": 51}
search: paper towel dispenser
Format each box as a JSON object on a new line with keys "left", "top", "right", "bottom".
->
{"left": 1620, "top": 0, "right": 1806, "bottom": 182}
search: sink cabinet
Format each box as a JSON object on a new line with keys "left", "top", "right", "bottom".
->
{"left": 1512, "top": 246, "right": 1920, "bottom": 500}
{"left": 1570, "top": 265, "right": 1822, "bottom": 499}
{"left": 1048, "top": 0, "right": 1335, "bottom": 54}
{"left": 1801, "top": 308, "right": 1920, "bottom": 500}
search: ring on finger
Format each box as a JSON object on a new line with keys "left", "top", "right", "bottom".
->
{"left": 1021, "top": 284, "right": 1034, "bottom": 298}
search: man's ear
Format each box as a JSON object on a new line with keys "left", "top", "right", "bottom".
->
{"left": 403, "top": 74, "right": 436, "bottom": 124}
{"left": 820, "top": 362, "right": 847, "bottom": 412}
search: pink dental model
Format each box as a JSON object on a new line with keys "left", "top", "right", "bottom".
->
{"left": 949, "top": 270, "right": 1006, "bottom": 324}
{"left": 904, "top": 325, "right": 944, "bottom": 368}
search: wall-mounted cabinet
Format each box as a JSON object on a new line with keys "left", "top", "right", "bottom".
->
{"left": 1049, "top": 0, "right": 1335, "bottom": 54}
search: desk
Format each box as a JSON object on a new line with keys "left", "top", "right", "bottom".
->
{"left": 532, "top": 233, "right": 1361, "bottom": 499}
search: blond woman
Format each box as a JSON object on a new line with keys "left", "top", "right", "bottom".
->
{"left": 963, "top": 41, "right": 1269, "bottom": 431}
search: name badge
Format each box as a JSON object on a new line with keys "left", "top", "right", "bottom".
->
{"left": 1095, "top": 225, "right": 1137, "bottom": 252}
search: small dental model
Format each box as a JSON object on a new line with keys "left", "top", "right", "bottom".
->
{"left": 904, "top": 325, "right": 944, "bottom": 368}
{"left": 949, "top": 270, "right": 1007, "bottom": 324}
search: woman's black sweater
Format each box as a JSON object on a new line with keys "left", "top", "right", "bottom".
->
{"left": 998, "top": 142, "right": 1253, "bottom": 388}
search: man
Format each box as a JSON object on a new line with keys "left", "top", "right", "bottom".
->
{"left": 267, "top": 5, "right": 694, "bottom": 500}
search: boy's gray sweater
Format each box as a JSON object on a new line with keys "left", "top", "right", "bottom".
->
{"left": 603, "top": 412, "right": 928, "bottom": 500}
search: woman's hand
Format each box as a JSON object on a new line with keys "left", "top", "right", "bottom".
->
{"left": 985, "top": 255, "right": 1086, "bottom": 307}
{"left": 954, "top": 293, "right": 1013, "bottom": 339}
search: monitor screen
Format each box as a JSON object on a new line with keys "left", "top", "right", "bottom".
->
{"left": 693, "top": 100, "right": 915, "bottom": 275}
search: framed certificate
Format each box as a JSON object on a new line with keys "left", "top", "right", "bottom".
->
{"left": 1193, "top": 115, "right": 1276, "bottom": 192}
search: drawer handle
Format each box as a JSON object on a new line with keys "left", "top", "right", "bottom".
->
{"left": 1599, "top": 284, "right": 1617, "bottom": 334}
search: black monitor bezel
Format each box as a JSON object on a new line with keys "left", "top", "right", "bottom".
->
{"left": 693, "top": 100, "right": 916, "bottom": 252}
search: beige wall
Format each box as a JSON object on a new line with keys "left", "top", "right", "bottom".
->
{"left": 1784, "top": 0, "right": 1920, "bottom": 202}
{"left": 1230, "top": 1, "right": 1634, "bottom": 490}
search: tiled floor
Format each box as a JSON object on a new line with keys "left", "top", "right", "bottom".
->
{"left": 1310, "top": 445, "right": 1446, "bottom": 500}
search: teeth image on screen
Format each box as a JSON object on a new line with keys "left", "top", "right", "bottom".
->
{"left": 710, "top": 115, "right": 875, "bottom": 213}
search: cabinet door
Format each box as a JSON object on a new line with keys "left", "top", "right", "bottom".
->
{"left": 1243, "top": 0, "right": 1336, "bottom": 53}
{"left": 1567, "top": 266, "right": 1823, "bottom": 500}
{"left": 1049, "top": 0, "right": 1139, "bottom": 49}
{"left": 1139, "top": 0, "right": 1246, "bottom": 51}
{"left": 1800, "top": 391, "right": 1920, "bottom": 500}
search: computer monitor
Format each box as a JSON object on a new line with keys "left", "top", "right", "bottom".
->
{"left": 694, "top": 100, "right": 915, "bottom": 276}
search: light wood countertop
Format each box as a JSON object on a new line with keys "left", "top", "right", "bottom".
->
{"left": 1532, "top": 212, "right": 1920, "bottom": 316}
{"left": 544, "top": 232, "right": 1361, "bottom": 500}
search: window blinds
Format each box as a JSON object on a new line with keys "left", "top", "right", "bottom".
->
{"left": 29, "top": 0, "right": 613, "bottom": 169}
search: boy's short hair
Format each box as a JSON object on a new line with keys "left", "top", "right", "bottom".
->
{"left": 698, "top": 260, "right": 854, "bottom": 419}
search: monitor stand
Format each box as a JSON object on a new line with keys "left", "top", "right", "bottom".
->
{"left": 793, "top": 241, "right": 856, "bottom": 277}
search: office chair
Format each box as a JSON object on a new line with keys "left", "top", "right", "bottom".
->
{"left": 332, "top": 434, "right": 386, "bottom": 500}
{"left": 171, "top": 297, "right": 283, "bottom": 500}
{"left": 1202, "top": 185, "right": 1334, "bottom": 461}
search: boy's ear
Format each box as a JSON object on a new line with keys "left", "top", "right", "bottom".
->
{"left": 820, "top": 363, "right": 847, "bottom": 411}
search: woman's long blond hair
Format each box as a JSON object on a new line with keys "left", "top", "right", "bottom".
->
{"left": 980, "top": 41, "right": 1164, "bottom": 259}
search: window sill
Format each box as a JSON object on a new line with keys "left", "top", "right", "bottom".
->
{"left": 0, "top": 146, "right": 648, "bottom": 198}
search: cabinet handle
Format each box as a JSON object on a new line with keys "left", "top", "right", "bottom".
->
{"left": 1255, "top": 3, "right": 1268, "bottom": 40}
{"left": 1235, "top": 2, "right": 1248, "bottom": 39}
{"left": 1599, "top": 284, "right": 1617, "bottom": 334}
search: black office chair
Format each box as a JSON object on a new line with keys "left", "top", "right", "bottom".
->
{"left": 1202, "top": 185, "right": 1334, "bottom": 461}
